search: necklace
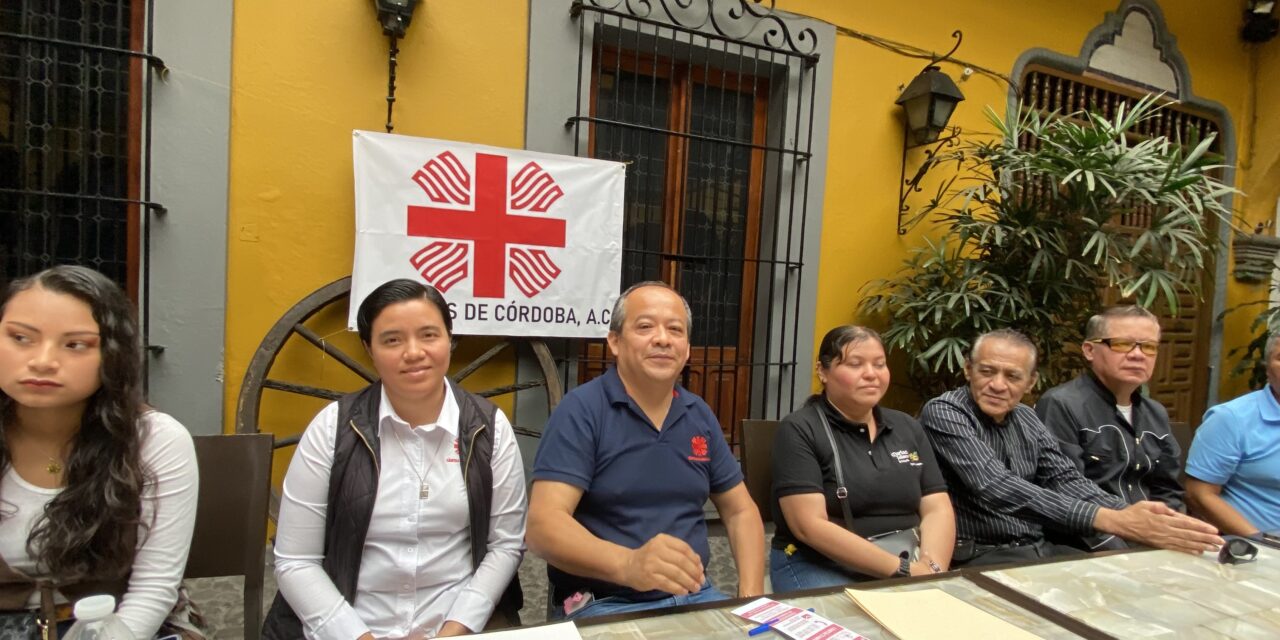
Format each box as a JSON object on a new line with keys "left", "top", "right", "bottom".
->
{"left": 6, "top": 420, "right": 69, "bottom": 475}
{"left": 389, "top": 426, "right": 446, "bottom": 500}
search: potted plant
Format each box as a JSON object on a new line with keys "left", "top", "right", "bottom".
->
{"left": 860, "top": 94, "right": 1240, "bottom": 398}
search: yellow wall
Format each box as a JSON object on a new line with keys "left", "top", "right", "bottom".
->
{"left": 775, "top": 0, "right": 1267, "bottom": 404}
{"left": 223, "top": 0, "right": 530, "bottom": 483}
{"left": 1224, "top": 36, "right": 1280, "bottom": 400}
{"left": 224, "top": 0, "right": 1276, "bottom": 449}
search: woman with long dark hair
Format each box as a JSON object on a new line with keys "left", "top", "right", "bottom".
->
{"left": 769, "top": 325, "right": 955, "bottom": 590}
{"left": 265, "top": 279, "right": 525, "bottom": 639}
{"left": 0, "top": 266, "right": 199, "bottom": 638}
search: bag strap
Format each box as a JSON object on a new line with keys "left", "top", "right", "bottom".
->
{"left": 814, "top": 403, "right": 856, "bottom": 532}
{"left": 38, "top": 583, "right": 57, "bottom": 640}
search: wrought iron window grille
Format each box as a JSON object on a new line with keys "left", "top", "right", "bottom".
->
{"left": 0, "top": 31, "right": 166, "bottom": 71}
{"left": 2, "top": 0, "right": 166, "bottom": 360}
{"left": 562, "top": 0, "right": 821, "bottom": 448}
{"left": 570, "top": 0, "right": 820, "bottom": 63}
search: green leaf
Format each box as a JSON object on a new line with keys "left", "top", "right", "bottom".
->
{"left": 868, "top": 94, "right": 1236, "bottom": 395}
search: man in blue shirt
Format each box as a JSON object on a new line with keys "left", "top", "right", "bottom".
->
{"left": 527, "top": 282, "right": 765, "bottom": 620}
{"left": 1186, "top": 333, "right": 1280, "bottom": 535}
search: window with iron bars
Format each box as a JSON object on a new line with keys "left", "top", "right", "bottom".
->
{"left": 563, "top": 1, "right": 821, "bottom": 448}
{"left": 1019, "top": 64, "right": 1223, "bottom": 427}
{"left": 0, "top": 0, "right": 147, "bottom": 296}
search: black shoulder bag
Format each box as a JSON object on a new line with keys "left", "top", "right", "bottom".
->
{"left": 813, "top": 403, "right": 919, "bottom": 561}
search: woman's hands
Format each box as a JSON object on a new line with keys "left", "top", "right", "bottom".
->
{"left": 436, "top": 621, "right": 472, "bottom": 637}
{"left": 358, "top": 619, "right": 472, "bottom": 640}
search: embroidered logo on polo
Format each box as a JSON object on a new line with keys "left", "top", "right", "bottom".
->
{"left": 446, "top": 437, "right": 460, "bottom": 463}
{"left": 688, "top": 436, "right": 711, "bottom": 462}
{"left": 891, "top": 449, "right": 922, "bottom": 466}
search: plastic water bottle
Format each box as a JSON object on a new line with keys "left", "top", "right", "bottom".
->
{"left": 62, "top": 595, "right": 134, "bottom": 640}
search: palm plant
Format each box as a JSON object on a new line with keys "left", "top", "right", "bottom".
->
{"left": 1228, "top": 313, "right": 1272, "bottom": 391}
{"left": 861, "top": 94, "right": 1240, "bottom": 397}
{"left": 1225, "top": 285, "right": 1280, "bottom": 390}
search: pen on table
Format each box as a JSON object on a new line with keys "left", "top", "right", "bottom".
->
{"left": 747, "top": 608, "right": 815, "bottom": 636}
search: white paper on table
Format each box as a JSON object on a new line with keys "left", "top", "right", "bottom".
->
{"left": 471, "top": 621, "right": 584, "bottom": 639}
{"left": 731, "top": 598, "right": 868, "bottom": 640}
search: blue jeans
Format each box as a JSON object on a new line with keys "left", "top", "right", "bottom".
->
{"left": 769, "top": 547, "right": 869, "bottom": 592}
{"left": 548, "top": 581, "right": 727, "bottom": 621}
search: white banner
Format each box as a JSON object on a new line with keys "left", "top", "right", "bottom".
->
{"left": 351, "top": 131, "right": 625, "bottom": 337}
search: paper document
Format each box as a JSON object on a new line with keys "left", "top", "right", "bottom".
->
{"left": 845, "top": 588, "right": 1043, "bottom": 640}
{"left": 732, "top": 597, "right": 869, "bottom": 640}
{"left": 472, "top": 621, "right": 584, "bottom": 639}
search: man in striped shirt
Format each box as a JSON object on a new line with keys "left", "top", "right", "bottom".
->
{"left": 920, "top": 329, "right": 1221, "bottom": 567}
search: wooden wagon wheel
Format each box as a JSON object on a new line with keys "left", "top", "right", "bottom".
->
{"left": 235, "top": 276, "right": 563, "bottom": 520}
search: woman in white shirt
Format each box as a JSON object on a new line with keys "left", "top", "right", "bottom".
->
{"left": 0, "top": 265, "right": 200, "bottom": 639}
{"left": 265, "top": 279, "right": 526, "bottom": 640}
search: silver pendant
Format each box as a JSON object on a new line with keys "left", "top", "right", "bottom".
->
{"left": 420, "top": 483, "right": 430, "bottom": 500}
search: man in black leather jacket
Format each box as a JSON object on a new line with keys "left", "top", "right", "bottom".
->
{"left": 1036, "top": 307, "right": 1185, "bottom": 550}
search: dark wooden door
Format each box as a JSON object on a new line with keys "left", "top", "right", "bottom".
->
{"left": 580, "top": 49, "right": 769, "bottom": 439}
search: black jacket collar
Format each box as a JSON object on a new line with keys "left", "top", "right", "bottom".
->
{"left": 1083, "top": 370, "right": 1145, "bottom": 409}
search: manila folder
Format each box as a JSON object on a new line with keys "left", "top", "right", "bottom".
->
{"left": 845, "top": 588, "right": 1042, "bottom": 640}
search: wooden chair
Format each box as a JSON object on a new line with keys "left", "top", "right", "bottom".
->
{"left": 740, "top": 419, "right": 781, "bottom": 523}
{"left": 1171, "top": 420, "right": 1196, "bottom": 489}
{"left": 185, "top": 433, "right": 273, "bottom": 640}
{"left": 1171, "top": 421, "right": 1193, "bottom": 463}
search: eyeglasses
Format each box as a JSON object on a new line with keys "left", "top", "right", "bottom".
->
{"left": 1217, "top": 536, "right": 1259, "bottom": 565}
{"left": 1088, "top": 338, "right": 1159, "bottom": 356}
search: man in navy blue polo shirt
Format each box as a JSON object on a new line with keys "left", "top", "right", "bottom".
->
{"left": 528, "top": 281, "right": 765, "bottom": 620}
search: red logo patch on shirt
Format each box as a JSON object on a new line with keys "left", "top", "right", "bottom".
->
{"left": 688, "top": 435, "right": 710, "bottom": 462}
{"left": 446, "top": 437, "right": 460, "bottom": 463}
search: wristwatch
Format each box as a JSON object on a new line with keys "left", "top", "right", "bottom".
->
{"left": 893, "top": 555, "right": 911, "bottom": 577}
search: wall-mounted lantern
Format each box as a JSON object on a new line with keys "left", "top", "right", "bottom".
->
{"left": 1244, "top": 1, "right": 1279, "bottom": 43}
{"left": 373, "top": 0, "right": 423, "bottom": 132}
{"left": 896, "top": 31, "right": 965, "bottom": 234}
{"left": 895, "top": 65, "right": 965, "bottom": 147}
{"left": 374, "top": 0, "right": 421, "bottom": 38}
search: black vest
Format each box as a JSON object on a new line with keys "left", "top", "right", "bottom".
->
{"left": 262, "top": 382, "right": 523, "bottom": 639}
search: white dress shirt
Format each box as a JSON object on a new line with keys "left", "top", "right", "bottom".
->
{"left": 274, "top": 380, "right": 527, "bottom": 639}
{"left": 0, "top": 411, "right": 199, "bottom": 640}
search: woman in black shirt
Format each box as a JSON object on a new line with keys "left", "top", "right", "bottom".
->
{"left": 769, "top": 325, "right": 955, "bottom": 590}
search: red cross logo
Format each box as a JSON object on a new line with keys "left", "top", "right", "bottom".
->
{"left": 691, "top": 436, "right": 709, "bottom": 458}
{"left": 406, "top": 151, "right": 567, "bottom": 298}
